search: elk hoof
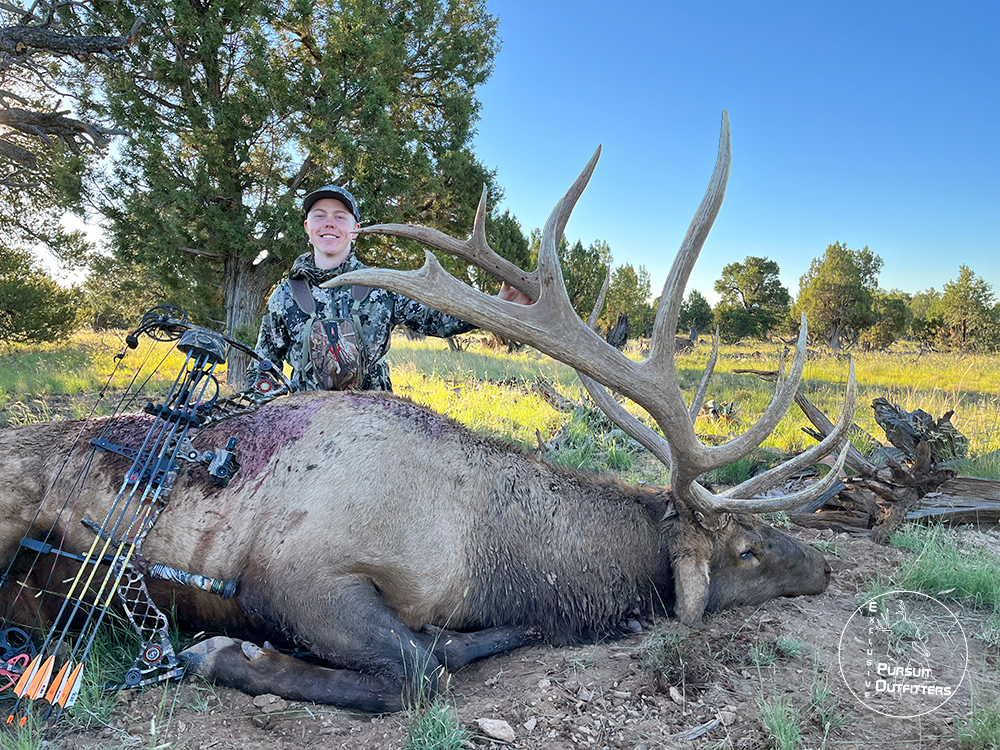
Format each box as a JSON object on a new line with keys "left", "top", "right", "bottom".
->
{"left": 241, "top": 641, "right": 266, "bottom": 661}
{"left": 177, "top": 635, "right": 239, "bottom": 676}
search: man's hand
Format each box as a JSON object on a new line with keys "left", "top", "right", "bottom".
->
{"left": 498, "top": 282, "right": 533, "bottom": 305}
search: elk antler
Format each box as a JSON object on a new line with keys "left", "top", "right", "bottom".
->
{"left": 324, "top": 111, "right": 855, "bottom": 518}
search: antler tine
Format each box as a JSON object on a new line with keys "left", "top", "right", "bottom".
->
{"left": 691, "top": 442, "right": 852, "bottom": 514}
{"left": 702, "top": 316, "right": 809, "bottom": 468}
{"left": 536, "top": 145, "right": 602, "bottom": 307}
{"left": 648, "top": 111, "right": 731, "bottom": 369}
{"left": 358, "top": 185, "right": 541, "bottom": 300}
{"left": 725, "top": 360, "right": 857, "bottom": 502}
{"left": 578, "top": 372, "right": 674, "bottom": 466}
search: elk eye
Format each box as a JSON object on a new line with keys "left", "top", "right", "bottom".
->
{"left": 739, "top": 548, "right": 755, "bottom": 560}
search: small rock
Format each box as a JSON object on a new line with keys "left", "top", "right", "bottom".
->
{"left": 669, "top": 686, "right": 684, "bottom": 704}
{"left": 578, "top": 688, "right": 594, "bottom": 702}
{"left": 477, "top": 718, "right": 516, "bottom": 743}
{"left": 252, "top": 693, "right": 288, "bottom": 714}
{"left": 524, "top": 716, "right": 537, "bottom": 732}
{"left": 626, "top": 619, "right": 642, "bottom": 633}
{"left": 564, "top": 677, "right": 581, "bottom": 693}
{"left": 719, "top": 711, "right": 737, "bottom": 726}
{"left": 537, "top": 678, "right": 552, "bottom": 690}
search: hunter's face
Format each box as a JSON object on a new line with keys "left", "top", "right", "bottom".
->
{"left": 305, "top": 198, "right": 358, "bottom": 268}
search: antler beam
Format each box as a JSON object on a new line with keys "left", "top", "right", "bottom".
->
{"left": 324, "top": 111, "right": 855, "bottom": 518}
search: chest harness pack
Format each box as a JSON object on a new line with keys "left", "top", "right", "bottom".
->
{"left": 288, "top": 278, "right": 382, "bottom": 391}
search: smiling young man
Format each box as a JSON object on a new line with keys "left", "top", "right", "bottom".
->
{"left": 248, "top": 185, "right": 529, "bottom": 394}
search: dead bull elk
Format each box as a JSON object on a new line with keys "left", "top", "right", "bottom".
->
{"left": 0, "top": 112, "right": 855, "bottom": 712}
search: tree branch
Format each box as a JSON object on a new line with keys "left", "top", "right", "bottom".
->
{"left": 0, "top": 19, "right": 141, "bottom": 59}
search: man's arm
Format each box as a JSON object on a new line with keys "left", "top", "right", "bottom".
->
{"left": 391, "top": 281, "right": 533, "bottom": 338}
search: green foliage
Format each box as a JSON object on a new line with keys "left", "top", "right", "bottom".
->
{"left": 67, "top": 616, "right": 142, "bottom": 728}
{"left": 558, "top": 238, "right": 612, "bottom": 319}
{"left": 808, "top": 655, "right": 845, "bottom": 739}
{"left": 602, "top": 263, "right": 653, "bottom": 337}
{"left": 0, "top": 1, "right": 124, "bottom": 263}
{"left": 0, "top": 712, "right": 44, "bottom": 750}
{"left": 546, "top": 407, "right": 638, "bottom": 474}
{"left": 794, "top": 242, "right": 883, "bottom": 350}
{"left": 80, "top": 253, "right": 167, "bottom": 330}
{"left": 775, "top": 636, "right": 807, "bottom": 659}
{"left": 678, "top": 289, "right": 713, "bottom": 338}
{"left": 713, "top": 256, "right": 791, "bottom": 342}
{"left": 81, "top": 0, "right": 500, "bottom": 344}
{"left": 860, "top": 289, "right": 911, "bottom": 350}
{"left": 0, "top": 245, "right": 78, "bottom": 346}
{"left": 937, "top": 265, "right": 998, "bottom": 351}
{"left": 888, "top": 524, "right": 1000, "bottom": 610}
{"left": 958, "top": 693, "right": 1000, "bottom": 750}
{"left": 908, "top": 288, "right": 944, "bottom": 345}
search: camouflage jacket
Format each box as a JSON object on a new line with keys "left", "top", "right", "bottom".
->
{"left": 247, "top": 252, "right": 475, "bottom": 392}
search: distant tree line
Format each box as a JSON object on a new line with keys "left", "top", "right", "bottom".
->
{"left": 676, "top": 242, "right": 999, "bottom": 353}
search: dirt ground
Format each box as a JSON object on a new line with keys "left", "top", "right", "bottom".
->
{"left": 17, "top": 526, "right": 994, "bottom": 750}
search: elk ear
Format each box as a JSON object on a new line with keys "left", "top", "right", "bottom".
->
{"left": 671, "top": 547, "right": 711, "bottom": 626}
{"left": 667, "top": 499, "right": 721, "bottom": 626}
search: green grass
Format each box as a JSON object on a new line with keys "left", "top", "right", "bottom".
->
{"left": 808, "top": 655, "right": 846, "bottom": 746}
{"left": 958, "top": 693, "right": 1000, "bottom": 750}
{"left": 757, "top": 695, "right": 803, "bottom": 750}
{"left": 888, "top": 525, "right": 1000, "bottom": 610}
{"left": 0, "top": 331, "right": 208, "bottom": 427}
{"left": 403, "top": 699, "right": 471, "bottom": 750}
{"left": 0, "top": 713, "right": 45, "bottom": 750}
{"left": 5, "top": 331, "right": 1000, "bottom": 481}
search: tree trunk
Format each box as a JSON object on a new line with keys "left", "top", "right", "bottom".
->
{"left": 223, "top": 255, "right": 277, "bottom": 387}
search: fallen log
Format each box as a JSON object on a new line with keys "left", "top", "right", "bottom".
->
{"left": 906, "top": 476, "right": 1000, "bottom": 525}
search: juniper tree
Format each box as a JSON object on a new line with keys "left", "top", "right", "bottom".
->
{"left": 79, "top": 0, "right": 499, "bottom": 379}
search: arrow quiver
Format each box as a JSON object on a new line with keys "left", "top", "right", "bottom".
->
{"left": 1, "top": 307, "right": 292, "bottom": 725}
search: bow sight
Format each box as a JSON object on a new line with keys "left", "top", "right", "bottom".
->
{"left": 1, "top": 307, "right": 291, "bottom": 726}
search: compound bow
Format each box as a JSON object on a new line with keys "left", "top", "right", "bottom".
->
{"left": 1, "top": 307, "right": 291, "bottom": 725}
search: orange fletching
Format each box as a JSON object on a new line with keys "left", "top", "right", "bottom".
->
{"left": 55, "top": 662, "right": 84, "bottom": 708}
{"left": 25, "top": 654, "right": 55, "bottom": 700}
{"left": 44, "top": 661, "right": 71, "bottom": 704}
{"left": 11, "top": 653, "right": 40, "bottom": 698}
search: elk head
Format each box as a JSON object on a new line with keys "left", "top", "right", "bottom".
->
{"left": 324, "top": 111, "right": 856, "bottom": 624}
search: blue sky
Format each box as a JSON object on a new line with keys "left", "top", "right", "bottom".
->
{"left": 472, "top": 1, "right": 999, "bottom": 304}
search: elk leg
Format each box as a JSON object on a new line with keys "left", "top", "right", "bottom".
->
{"left": 413, "top": 624, "right": 539, "bottom": 670}
{"left": 179, "top": 636, "right": 405, "bottom": 712}
{"left": 238, "top": 575, "right": 444, "bottom": 707}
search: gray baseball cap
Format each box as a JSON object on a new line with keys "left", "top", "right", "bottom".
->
{"left": 303, "top": 185, "right": 360, "bottom": 223}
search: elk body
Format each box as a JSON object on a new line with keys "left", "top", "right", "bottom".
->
{"left": 1, "top": 113, "right": 855, "bottom": 711}
{"left": 1, "top": 390, "right": 831, "bottom": 711}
